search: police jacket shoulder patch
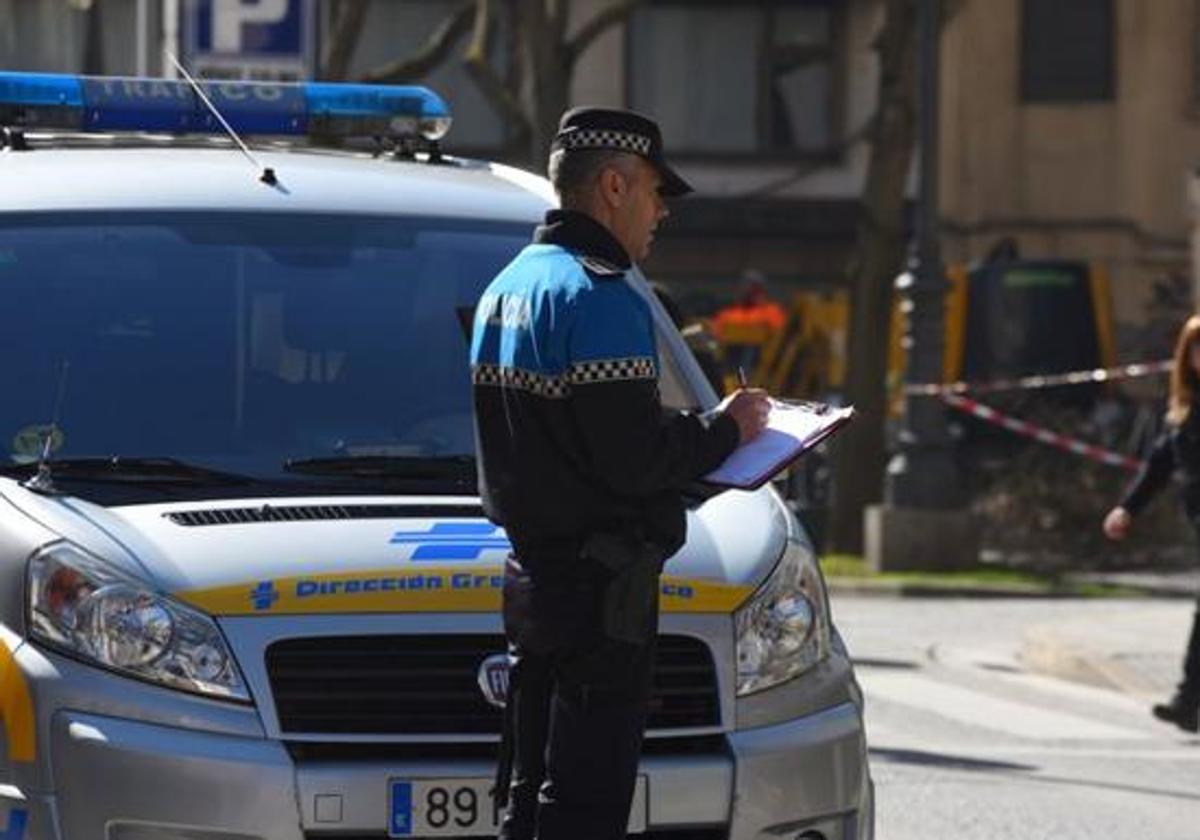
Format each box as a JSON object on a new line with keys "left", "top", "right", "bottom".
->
{"left": 575, "top": 254, "right": 626, "bottom": 279}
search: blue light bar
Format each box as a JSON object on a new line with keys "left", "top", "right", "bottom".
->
{"left": 0, "top": 72, "right": 84, "bottom": 109}
{"left": 0, "top": 71, "right": 451, "bottom": 140}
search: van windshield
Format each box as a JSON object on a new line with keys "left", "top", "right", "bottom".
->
{"left": 0, "top": 212, "right": 534, "bottom": 491}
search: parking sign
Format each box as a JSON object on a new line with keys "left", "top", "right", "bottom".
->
{"left": 183, "top": 0, "right": 315, "bottom": 80}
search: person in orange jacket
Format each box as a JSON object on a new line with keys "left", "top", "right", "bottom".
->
{"left": 711, "top": 269, "right": 787, "bottom": 380}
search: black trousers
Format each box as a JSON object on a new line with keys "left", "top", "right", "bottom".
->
{"left": 1179, "top": 595, "right": 1200, "bottom": 702}
{"left": 498, "top": 557, "right": 656, "bottom": 840}
{"left": 1175, "top": 529, "right": 1200, "bottom": 703}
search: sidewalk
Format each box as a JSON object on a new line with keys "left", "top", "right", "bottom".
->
{"left": 1063, "top": 568, "right": 1199, "bottom": 598}
{"left": 1019, "top": 599, "right": 1196, "bottom": 699}
{"left": 825, "top": 566, "right": 1198, "bottom": 599}
{"left": 826, "top": 566, "right": 1197, "bottom": 699}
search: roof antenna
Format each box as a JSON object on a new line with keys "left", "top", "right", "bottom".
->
{"left": 23, "top": 360, "right": 70, "bottom": 495}
{"left": 165, "top": 51, "right": 278, "bottom": 186}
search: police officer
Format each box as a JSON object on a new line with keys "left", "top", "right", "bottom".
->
{"left": 469, "top": 107, "right": 769, "bottom": 840}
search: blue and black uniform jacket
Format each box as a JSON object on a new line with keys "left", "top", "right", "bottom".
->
{"left": 469, "top": 210, "right": 739, "bottom": 560}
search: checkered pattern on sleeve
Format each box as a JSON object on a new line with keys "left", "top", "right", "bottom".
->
{"left": 473, "top": 358, "right": 655, "bottom": 396}
{"left": 472, "top": 363, "right": 570, "bottom": 399}
{"left": 566, "top": 357, "right": 657, "bottom": 385}
{"left": 557, "top": 129, "right": 653, "bottom": 156}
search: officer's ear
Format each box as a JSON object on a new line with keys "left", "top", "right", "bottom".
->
{"left": 596, "top": 164, "right": 631, "bottom": 210}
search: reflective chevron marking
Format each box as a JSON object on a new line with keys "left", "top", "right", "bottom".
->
{"left": 389, "top": 522, "right": 511, "bottom": 561}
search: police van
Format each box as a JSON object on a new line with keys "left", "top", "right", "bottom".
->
{"left": 0, "top": 71, "right": 873, "bottom": 839}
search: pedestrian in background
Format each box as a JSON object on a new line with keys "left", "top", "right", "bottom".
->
{"left": 1103, "top": 313, "right": 1200, "bottom": 733}
{"left": 710, "top": 268, "right": 788, "bottom": 385}
{"left": 470, "top": 107, "right": 770, "bottom": 839}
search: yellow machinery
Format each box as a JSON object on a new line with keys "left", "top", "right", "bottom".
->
{"left": 712, "top": 260, "right": 1116, "bottom": 404}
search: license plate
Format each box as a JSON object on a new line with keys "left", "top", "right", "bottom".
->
{"left": 388, "top": 775, "right": 648, "bottom": 837}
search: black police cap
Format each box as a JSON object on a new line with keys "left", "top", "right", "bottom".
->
{"left": 551, "top": 106, "right": 693, "bottom": 197}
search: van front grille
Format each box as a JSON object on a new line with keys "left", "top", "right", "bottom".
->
{"left": 165, "top": 503, "right": 485, "bottom": 527}
{"left": 304, "top": 832, "right": 726, "bottom": 840}
{"left": 267, "top": 634, "right": 720, "bottom": 735}
{"left": 284, "top": 734, "right": 727, "bottom": 763}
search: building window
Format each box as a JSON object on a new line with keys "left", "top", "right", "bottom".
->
{"left": 628, "top": 0, "right": 840, "bottom": 155}
{"left": 1021, "top": 0, "right": 1115, "bottom": 103}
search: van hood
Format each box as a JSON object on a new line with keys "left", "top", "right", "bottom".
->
{"left": 2, "top": 484, "right": 789, "bottom": 615}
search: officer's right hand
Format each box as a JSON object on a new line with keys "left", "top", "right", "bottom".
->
{"left": 721, "top": 388, "right": 770, "bottom": 443}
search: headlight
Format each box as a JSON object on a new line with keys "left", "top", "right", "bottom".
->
{"left": 27, "top": 542, "right": 250, "bottom": 702}
{"left": 735, "top": 537, "right": 831, "bottom": 696}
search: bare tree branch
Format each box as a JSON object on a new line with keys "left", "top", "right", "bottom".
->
{"left": 82, "top": 0, "right": 104, "bottom": 75}
{"left": 464, "top": 0, "right": 533, "bottom": 137}
{"left": 465, "top": 0, "right": 494, "bottom": 72}
{"left": 943, "top": 0, "right": 968, "bottom": 26}
{"left": 322, "top": 0, "right": 369, "bottom": 81}
{"left": 503, "top": 0, "right": 524, "bottom": 94}
{"left": 518, "top": 0, "right": 558, "bottom": 85}
{"left": 359, "top": 1, "right": 474, "bottom": 84}
{"left": 743, "top": 113, "right": 879, "bottom": 198}
{"left": 772, "top": 42, "right": 832, "bottom": 71}
{"left": 567, "top": 0, "right": 644, "bottom": 66}
{"left": 546, "top": 0, "right": 564, "bottom": 28}
{"left": 548, "top": 0, "right": 569, "bottom": 47}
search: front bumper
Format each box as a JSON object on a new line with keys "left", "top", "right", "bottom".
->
{"left": 11, "top": 616, "right": 872, "bottom": 840}
{"left": 52, "top": 710, "right": 297, "bottom": 840}
{"left": 729, "top": 702, "right": 874, "bottom": 840}
{"left": 21, "top": 700, "right": 871, "bottom": 840}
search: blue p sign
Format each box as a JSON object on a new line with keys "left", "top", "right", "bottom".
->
{"left": 1, "top": 809, "right": 27, "bottom": 840}
{"left": 191, "top": 0, "right": 306, "bottom": 59}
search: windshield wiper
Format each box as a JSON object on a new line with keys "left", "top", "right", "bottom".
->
{"left": 0, "top": 457, "right": 255, "bottom": 492}
{"left": 283, "top": 455, "right": 476, "bottom": 482}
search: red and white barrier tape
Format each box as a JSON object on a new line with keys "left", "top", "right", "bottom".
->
{"left": 941, "top": 394, "right": 1144, "bottom": 472}
{"left": 905, "top": 359, "right": 1171, "bottom": 397}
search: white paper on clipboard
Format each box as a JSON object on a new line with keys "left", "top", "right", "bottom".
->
{"left": 703, "top": 399, "right": 854, "bottom": 490}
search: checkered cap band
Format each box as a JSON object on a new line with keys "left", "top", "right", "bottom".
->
{"left": 472, "top": 364, "right": 570, "bottom": 399}
{"left": 567, "top": 357, "right": 656, "bottom": 385}
{"left": 557, "top": 129, "right": 653, "bottom": 156}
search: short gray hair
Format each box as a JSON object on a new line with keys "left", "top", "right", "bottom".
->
{"left": 547, "top": 149, "right": 639, "bottom": 209}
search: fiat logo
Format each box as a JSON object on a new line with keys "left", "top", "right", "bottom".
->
{"left": 477, "top": 653, "right": 512, "bottom": 709}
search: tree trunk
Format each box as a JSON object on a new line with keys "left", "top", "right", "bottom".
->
{"left": 517, "top": 0, "right": 571, "bottom": 167}
{"left": 82, "top": 0, "right": 104, "bottom": 75}
{"left": 828, "top": 0, "right": 920, "bottom": 553}
{"left": 321, "top": 0, "right": 370, "bottom": 81}
{"left": 526, "top": 64, "right": 569, "bottom": 168}
{"left": 357, "top": 0, "right": 643, "bottom": 170}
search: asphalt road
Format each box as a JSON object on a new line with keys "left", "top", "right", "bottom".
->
{"left": 831, "top": 596, "right": 1200, "bottom": 840}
